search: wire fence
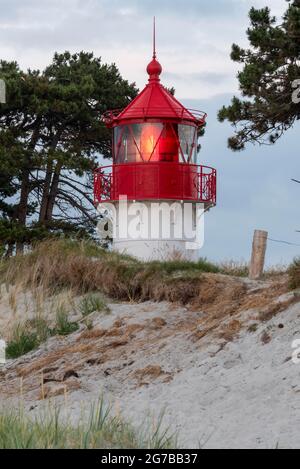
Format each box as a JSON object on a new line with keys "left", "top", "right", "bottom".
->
{"left": 268, "top": 238, "right": 300, "bottom": 247}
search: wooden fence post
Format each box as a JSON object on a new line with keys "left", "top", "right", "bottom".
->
{"left": 249, "top": 230, "right": 268, "bottom": 280}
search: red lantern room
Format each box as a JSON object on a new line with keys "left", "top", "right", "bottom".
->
{"left": 94, "top": 28, "right": 216, "bottom": 208}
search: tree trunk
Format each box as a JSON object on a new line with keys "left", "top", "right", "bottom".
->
{"left": 39, "top": 161, "right": 53, "bottom": 223}
{"left": 45, "top": 162, "right": 62, "bottom": 222}
{"left": 38, "top": 131, "right": 62, "bottom": 224}
{"left": 17, "top": 168, "right": 30, "bottom": 225}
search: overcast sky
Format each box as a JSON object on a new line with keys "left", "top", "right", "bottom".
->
{"left": 0, "top": 0, "right": 299, "bottom": 265}
{"left": 0, "top": 0, "right": 288, "bottom": 98}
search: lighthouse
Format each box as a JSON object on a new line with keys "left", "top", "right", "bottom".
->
{"left": 94, "top": 24, "right": 216, "bottom": 261}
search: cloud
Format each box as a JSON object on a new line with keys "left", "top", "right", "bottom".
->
{"left": 0, "top": 0, "right": 287, "bottom": 96}
{"left": 164, "top": 71, "right": 230, "bottom": 85}
{"left": 99, "top": 0, "right": 243, "bottom": 17}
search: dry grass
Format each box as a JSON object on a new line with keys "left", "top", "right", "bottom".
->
{"left": 257, "top": 298, "right": 296, "bottom": 323}
{"left": 219, "top": 319, "right": 242, "bottom": 342}
{"left": 264, "top": 264, "right": 288, "bottom": 278}
{"left": 219, "top": 260, "right": 287, "bottom": 279}
{"left": 219, "top": 260, "right": 249, "bottom": 277}
{"left": 1, "top": 239, "right": 289, "bottom": 313}
{"left": 0, "top": 239, "right": 220, "bottom": 306}
{"left": 288, "top": 258, "right": 300, "bottom": 290}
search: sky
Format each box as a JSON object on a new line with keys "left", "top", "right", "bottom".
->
{"left": 0, "top": 0, "right": 299, "bottom": 265}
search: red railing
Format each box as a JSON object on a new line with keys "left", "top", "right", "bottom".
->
{"left": 94, "top": 163, "right": 216, "bottom": 206}
{"left": 102, "top": 108, "right": 207, "bottom": 126}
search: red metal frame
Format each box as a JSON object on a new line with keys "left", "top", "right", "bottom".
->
{"left": 103, "top": 108, "right": 207, "bottom": 128}
{"left": 94, "top": 163, "right": 216, "bottom": 206}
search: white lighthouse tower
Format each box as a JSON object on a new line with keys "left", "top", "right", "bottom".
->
{"left": 94, "top": 26, "right": 216, "bottom": 261}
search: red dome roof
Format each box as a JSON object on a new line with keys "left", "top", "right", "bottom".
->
{"left": 102, "top": 55, "right": 206, "bottom": 127}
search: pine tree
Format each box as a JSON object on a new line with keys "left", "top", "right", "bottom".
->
{"left": 0, "top": 52, "right": 138, "bottom": 254}
{"left": 218, "top": 0, "right": 300, "bottom": 150}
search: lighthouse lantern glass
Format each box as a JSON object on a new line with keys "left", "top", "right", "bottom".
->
{"left": 138, "top": 123, "right": 163, "bottom": 161}
{"left": 113, "top": 125, "right": 139, "bottom": 163}
{"left": 178, "top": 125, "right": 198, "bottom": 163}
{"left": 113, "top": 123, "right": 197, "bottom": 164}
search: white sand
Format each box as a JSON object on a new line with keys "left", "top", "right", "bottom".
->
{"left": 1, "top": 281, "right": 300, "bottom": 449}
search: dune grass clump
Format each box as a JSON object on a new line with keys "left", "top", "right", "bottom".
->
{"left": 6, "top": 324, "right": 40, "bottom": 359}
{"left": 145, "top": 258, "right": 220, "bottom": 275}
{"left": 218, "top": 260, "right": 287, "bottom": 279}
{"left": 27, "top": 317, "right": 52, "bottom": 343}
{"left": 0, "top": 399, "right": 176, "bottom": 449}
{"left": 6, "top": 309, "right": 79, "bottom": 359}
{"left": 78, "top": 293, "right": 110, "bottom": 318}
{"left": 288, "top": 258, "right": 300, "bottom": 290}
{"left": 0, "top": 238, "right": 222, "bottom": 305}
{"left": 52, "top": 307, "right": 79, "bottom": 336}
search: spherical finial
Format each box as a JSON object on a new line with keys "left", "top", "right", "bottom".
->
{"left": 147, "top": 57, "right": 162, "bottom": 81}
{"left": 147, "top": 17, "right": 162, "bottom": 82}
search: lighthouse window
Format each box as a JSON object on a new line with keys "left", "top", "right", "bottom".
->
{"left": 178, "top": 125, "right": 197, "bottom": 163}
{"left": 114, "top": 123, "right": 165, "bottom": 163}
{"left": 114, "top": 125, "right": 141, "bottom": 163}
{"left": 138, "top": 123, "right": 164, "bottom": 161}
{"left": 114, "top": 123, "right": 198, "bottom": 164}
